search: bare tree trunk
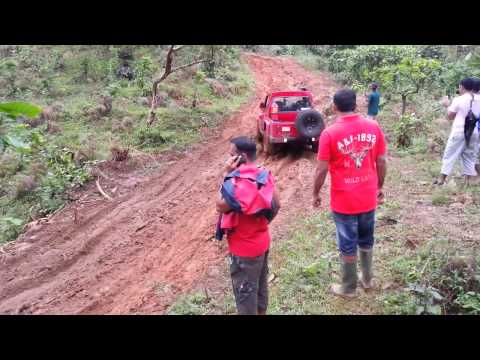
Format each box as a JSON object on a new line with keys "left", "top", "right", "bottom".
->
{"left": 147, "top": 45, "right": 207, "bottom": 125}
{"left": 401, "top": 94, "right": 407, "bottom": 115}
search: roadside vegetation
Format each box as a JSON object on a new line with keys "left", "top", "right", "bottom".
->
{"left": 0, "top": 45, "right": 253, "bottom": 244}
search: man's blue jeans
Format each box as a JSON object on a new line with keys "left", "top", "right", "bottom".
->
{"left": 332, "top": 210, "right": 375, "bottom": 257}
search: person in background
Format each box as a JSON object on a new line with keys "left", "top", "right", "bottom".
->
{"left": 436, "top": 77, "right": 480, "bottom": 186}
{"left": 313, "top": 89, "right": 387, "bottom": 298}
{"left": 366, "top": 83, "right": 380, "bottom": 120}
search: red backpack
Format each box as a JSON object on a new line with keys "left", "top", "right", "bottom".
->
{"left": 215, "top": 164, "right": 277, "bottom": 240}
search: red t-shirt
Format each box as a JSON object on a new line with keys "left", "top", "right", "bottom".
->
{"left": 317, "top": 114, "right": 387, "bottom": 214}
{"left": 226, "top": 166, "right": 274, "bottom": 257}
{"left": 227, "top": 213, "right": 270, "bottom": 257}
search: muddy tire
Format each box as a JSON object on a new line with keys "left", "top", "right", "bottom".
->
{"left": 263, "top": 134, "right": 276, "bottom": 156}
{"left": 295, "top": 110, "right": 324, "bottom": 139}
{"left": 256, "top": 123, "right": 263, "bottom": 143}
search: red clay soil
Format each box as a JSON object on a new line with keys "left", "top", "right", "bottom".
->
{"left": 0, "top": 54, "right": 353, "bottom": 314}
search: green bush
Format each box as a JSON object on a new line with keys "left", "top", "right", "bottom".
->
{"left": 439, "top": 61, "right": 480, "bottom": 96}
{"left": 429, "top": 255, "right": 480, "bottom": 314}
{"left": 1, "top": 101, "right": 92, "bottom": 242}
{"left": 455, "top": 292, "right": 480, "bottom": 314}
{"left": 0, "top": 217, "right": 24, "bottom": 245}
{"left": 382, "top": 291, "right": 420, "bottom": 315}
{"left": 388, "top": 245, "right": 480, "bottom": 315}
{"left": 0, "top": 153, "right": 23, "bottom": 178}
{"left": 133, "top": 55, "right": 155, "bottom": 96}
{"left": 327, "top": 45, "right": 418, "bottom": 83}
{"left": 417, "top": 45, "right": 447, "bottom": 60}
{"left": 393, "top": 114, "right": 424, "bottom": 148}
{"left": 370, "top": 56, "right": 443, "bottom": 115}
{"left": 133, "top": 125, "right": 176, "bottom": 149}
{"left": 319, "top": 45, "right": 457, "bottom": 118}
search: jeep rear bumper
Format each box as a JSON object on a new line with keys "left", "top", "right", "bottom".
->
{"left": 267, "top": 135, "right": 318, "bottom": 144}
{"left": 266, "top": 120, "right": 319, "bottom": 144}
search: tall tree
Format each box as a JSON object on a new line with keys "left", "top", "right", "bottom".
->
{"left": 147, "top": 46, "right": 206, "bottom": 125}
{"left": 371, "top": 56, "right": 442, "bottom": 114}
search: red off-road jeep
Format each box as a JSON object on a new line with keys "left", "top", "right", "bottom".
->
{"left": 256, "top": 89, "right": 325, "bottom": 155}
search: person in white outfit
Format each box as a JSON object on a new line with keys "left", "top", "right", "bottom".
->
{"left": 436, "top": 77, "right": 480, "bottom": 186}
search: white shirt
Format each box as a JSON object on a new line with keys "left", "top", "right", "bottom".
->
{"left": 448, "top": 93, "right": 480, "bottom": 134}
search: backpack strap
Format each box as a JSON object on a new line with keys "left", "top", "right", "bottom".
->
{"left": 470, "top": 94, "right": 479, "bottom": 123}
{"left": 255, "top": 168, "right": 269, "bottom": 186}
{"left": 220, "top": 178, "right": 242, "bottom": 212}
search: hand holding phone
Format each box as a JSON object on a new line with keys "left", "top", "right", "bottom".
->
{"left": 224, "top": 154, "right": 244, "bottom": 173}
{"left": 235, "top": 154, "right": 247, "bottom": 166}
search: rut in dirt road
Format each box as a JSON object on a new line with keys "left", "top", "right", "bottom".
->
{"left": 0, "top": 54, "right": 342, "bottom": 314}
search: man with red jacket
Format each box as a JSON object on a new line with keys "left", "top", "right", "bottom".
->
{"left": 313, "top": 89, "right": 387, "bottom": 298}
{"left": 216, "top": 136, "right": 281, "bottom": 315}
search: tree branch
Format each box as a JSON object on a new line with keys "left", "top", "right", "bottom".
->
{"left": 96, "top": 178, "right": 113, "bottom": 201}
{"left": 172, "top": 45, "right": 185, "bottom": 52}
{"left": 171, "top": 59, "right": 207, "bottom": 74}
{"left": 147, "top": 46, "right": 207, "bottom": 125}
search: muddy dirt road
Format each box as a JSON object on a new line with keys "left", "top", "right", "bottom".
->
{"left": 0, "top": 54, "right": 342, "bottom": 314}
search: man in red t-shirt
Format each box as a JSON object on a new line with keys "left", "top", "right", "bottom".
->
{"left": 313, "top": 89, "right": 387, "bottom": 298}
{"left": 216, "top": 136, "right": 281, "bottom": 314}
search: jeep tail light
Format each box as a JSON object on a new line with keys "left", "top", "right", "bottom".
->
{"left": 271, "top": 103, "right": 278, "bottom": 114}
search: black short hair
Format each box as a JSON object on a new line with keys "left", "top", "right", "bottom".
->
{"left": 371, "top": 83, "right": 378, "bottom": 90}
{"left": 230, "top": 136, "right": 256, "bottom": 161}
{"left": 460, "top": 77, "right": 476, "bottom": 92}
{"left": 333, "top": 89, "right": 357, "bottom": 112}
{"left": 472, "top": 77, "right": 480, "bottom": 93}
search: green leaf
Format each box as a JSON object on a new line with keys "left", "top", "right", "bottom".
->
{"left": 0, "top": 102, "right": 42, "bottom": 119}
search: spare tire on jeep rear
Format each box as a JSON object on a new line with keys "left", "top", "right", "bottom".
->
{"left": 295, "top": 110, "right": 325, "bottom": 139}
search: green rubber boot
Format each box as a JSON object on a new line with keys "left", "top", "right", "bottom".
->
{"left": 331, "top": 256, "right": 358, "bottom": 298}
{"left": 359, "top": 248, "right": 373, "bottom": 290}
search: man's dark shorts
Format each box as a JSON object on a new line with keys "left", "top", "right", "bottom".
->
{"left": 229, "top": 250, "right": 269, "bottom": 315}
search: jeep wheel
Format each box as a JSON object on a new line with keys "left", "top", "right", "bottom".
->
{"left": 295, "top": 110, "right": 325, "bottom": 139}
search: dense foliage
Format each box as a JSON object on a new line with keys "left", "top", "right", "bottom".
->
{"left": 1, "top": 101, "right": 92, "bottom": 243}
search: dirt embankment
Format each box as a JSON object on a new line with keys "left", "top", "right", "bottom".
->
{"left": 0, "top": 54, "right": 346, "bottom": 314}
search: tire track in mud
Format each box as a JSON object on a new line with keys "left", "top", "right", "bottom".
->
{"left": 0, "top": 53, "right": 341, "bottom": 314}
